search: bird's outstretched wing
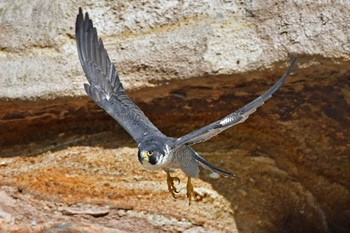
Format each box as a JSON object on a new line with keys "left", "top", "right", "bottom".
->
{"left": 174, "top": 58, "right": 297, "bottom": 147}
{"left": 76, "top": 8, "right": 165, "bottom": 143}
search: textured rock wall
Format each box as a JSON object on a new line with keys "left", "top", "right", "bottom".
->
{"left": 0, "top": 1, "right": 350, "bottom": 233}
{"left": 1, "top": 0, "right": 349, "bottom": 99}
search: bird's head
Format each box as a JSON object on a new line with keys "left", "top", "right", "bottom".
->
{"left": 137, "top": 139, "right": 170, "bottom": 170}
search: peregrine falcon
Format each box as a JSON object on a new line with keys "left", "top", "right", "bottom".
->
{"left": 75, "top": 8, "right": 296, "bottom": 204}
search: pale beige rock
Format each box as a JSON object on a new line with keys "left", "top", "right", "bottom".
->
{"left": 0, "top": 0, "right": 349, "bottom": 99}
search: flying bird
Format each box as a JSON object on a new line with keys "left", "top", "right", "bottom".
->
{"left": 75, "top": 8, "right": 296, "bottom": 204}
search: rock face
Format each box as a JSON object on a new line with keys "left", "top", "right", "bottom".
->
{"left": 1, "top": 0, "right": 349, "bottom": 99}
{"left": 0, "top": 1, "right": 349, "bottom": 233}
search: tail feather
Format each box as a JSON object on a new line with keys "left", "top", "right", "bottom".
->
{"left": 187, "top": 147, "right": 236, "bottom": 178}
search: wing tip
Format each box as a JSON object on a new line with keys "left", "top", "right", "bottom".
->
{"left": 76, "top": 8, "right": 83, "bottom": 34}
{"left": 282, "top": 57, "right": 297, "bottom": 80}
{"left": 289, "top": 56, "right": 297, "bottom": 67}
{"left": 76, "top": 7, "right": 93, "bottom": 33}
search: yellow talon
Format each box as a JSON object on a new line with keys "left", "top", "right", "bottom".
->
{"left": 186, "top": 177, "right": 195, "bottom": 205}
{"left": 166, "top": 172, "right": 180, "bottom": 199}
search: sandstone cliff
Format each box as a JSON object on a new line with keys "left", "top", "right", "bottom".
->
{"left": 0, "top": 1, "right": 349, "bottom": 233}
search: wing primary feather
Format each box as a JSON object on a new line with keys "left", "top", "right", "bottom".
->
{"left": 76, "top": 8, "right": 165, "bottom": 143}
{"left": 99, "top": 38, "right": 107, "bottom": 76}
{"left": 84, "top": 84, "right": 106, "bottom": 103}
{"left": 175, "top": 58, "right": 297, "bottom": 146}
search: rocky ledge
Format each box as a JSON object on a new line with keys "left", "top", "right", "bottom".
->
{"left": 0, "top": 0, "right": 349, "bottom": 232}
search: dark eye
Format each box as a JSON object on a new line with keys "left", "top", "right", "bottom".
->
{"left": 146, "top": 151, "right": 153, "bottom": 156}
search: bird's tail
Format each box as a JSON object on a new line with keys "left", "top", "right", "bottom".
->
{"left": 187, "top": 146, "right": 236, "bottom": 178}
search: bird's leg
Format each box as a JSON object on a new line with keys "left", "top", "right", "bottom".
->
{"left": 166, "top": 171, "right": 180, "bottom": 199}
{"left": 186, "top": 177, "right": 195, "bottom": 205}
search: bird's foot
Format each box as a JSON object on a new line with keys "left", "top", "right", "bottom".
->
{"left": 166, "top": 172, "right": 180, "bottom": 199}
{"left": 186, "top": 177, "right": 195, "bottom": 205}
